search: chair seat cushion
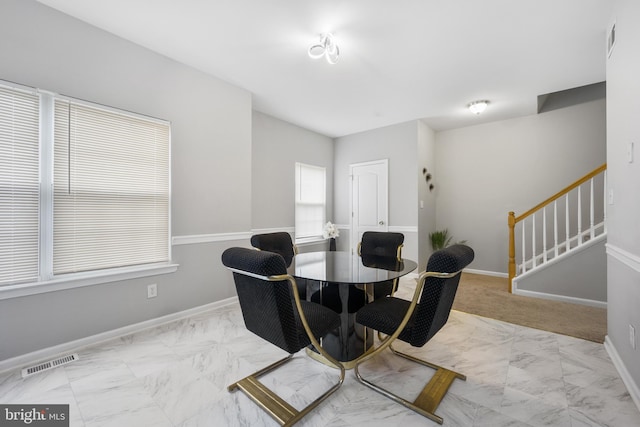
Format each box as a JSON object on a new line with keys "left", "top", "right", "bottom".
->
{"left": 355, "top": 297, "right": 415, "bottom": 342}
{"left": 297, "top": 300, "right": 341, "bottom": 347}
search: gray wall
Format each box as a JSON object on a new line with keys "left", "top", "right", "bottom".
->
{"left": 334, "top": 121, "right": 420, "bottom": 262}
{"left": 251, "top": 111, "right": 334, "bottom": 233}
{"left": 0, "top": 0, "right": 250, "bottom": 361}
{"left": 434, "top": 99, "right": 607, "bottom": 274}
{"left": 606, "top": 0, "right": 640, "bottom": 392}
{"left": 417, "top": 121, "right": 437, "bottom": 271}
{"left": 515, "top": 239, "right": 607, "bottom": 304}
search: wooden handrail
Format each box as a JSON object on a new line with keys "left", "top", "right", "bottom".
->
{"left": 514, "top": 163, "right": 606, "bottom": 223}
{"left": 507, "top": 163, "right": 607, "bottom": 291}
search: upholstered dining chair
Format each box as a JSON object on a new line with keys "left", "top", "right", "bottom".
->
{"left": 221, "top": 247, "right": 345, "bottom": 427}
{"left": 250, "top": 232, "right": 297, "bottom": 264}
{"left": 353, "top": 244, "right": 474, "bottom": 424}
{"left": 250, "top": 231, "right": 308, "bottom": 298}
{"left": 311, "top": 231, "right": 406, "bottom": 313}
{"left": 358, "top": 231, "right": 405, "bottom": 298}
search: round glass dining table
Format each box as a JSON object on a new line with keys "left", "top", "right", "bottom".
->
{"left": 287, "top": 251, "right": 417, "bottom": 366}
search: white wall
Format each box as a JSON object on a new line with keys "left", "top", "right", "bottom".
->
{"left": 435, "top": 99, "right": 606, "bottom": 274}
{"left": 251, "top": 111, "right": 334, "bottom": 234}
{"left": 606, "top": 0, "right": 640, "bottom": 399}
{"left": 334, "top": 121, "right": 420, "bottom": 262}
{"left": 0, "top": 0, "right": 251, "bottom": 361}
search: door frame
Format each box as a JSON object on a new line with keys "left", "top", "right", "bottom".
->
{"left": 349, "top": 159, "right": 389, "bottom": 254}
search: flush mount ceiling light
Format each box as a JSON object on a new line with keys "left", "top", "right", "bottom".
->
{"left": 468, "top": 100, "right": 489, "bottom": 115}
{"left": 308, "top": 33, "right": 340, "bottom": 64}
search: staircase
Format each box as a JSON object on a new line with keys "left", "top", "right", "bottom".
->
{"left": 508, "top": 164, "right": 607, "bottom": 307}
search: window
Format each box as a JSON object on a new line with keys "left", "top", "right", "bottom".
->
{"left": 52, "top": 100, "right": 170, "bottom": 275}
{"left": 0, "top": 81, "right": 171, "bottom": 288}
{"left": 0, "top": 85, "right": 40, "bottom": 286}
{"left": 295, "top": 162, "right": 326, "bottom": 242}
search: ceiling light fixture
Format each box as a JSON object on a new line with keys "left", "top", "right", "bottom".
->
{"left": 468, "top": 100, "right": 489, "bottom": 115}
{"left": 308, "top": 33, "right": 340, "bottom": 64}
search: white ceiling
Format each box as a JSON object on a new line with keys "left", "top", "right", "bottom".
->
{"left": 37, "top": 0, "right": 613, "bottom": 138}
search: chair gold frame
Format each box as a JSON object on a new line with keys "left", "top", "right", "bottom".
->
{"left": 226, "top": 268, "right": 345, "bottom": 427}
{"left": 353, "top": 269, "right": 465, "bottom": 425}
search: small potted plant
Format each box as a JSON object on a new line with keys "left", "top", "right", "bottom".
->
{"left": 429, "top": 229, "right": 466, "bottom": 251}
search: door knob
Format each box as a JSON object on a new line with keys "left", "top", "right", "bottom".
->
{"left": 379, "top": 221, "right": 384, "bottom": 225}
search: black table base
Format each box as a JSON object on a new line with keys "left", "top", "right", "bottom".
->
{"left": 308, "top": 281, "right": 374, "bottom": 363}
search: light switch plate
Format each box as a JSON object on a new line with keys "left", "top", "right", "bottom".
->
{"left": 628, "top": 142, "right": 634, "bottom": 163}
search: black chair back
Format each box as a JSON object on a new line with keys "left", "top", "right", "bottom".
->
{"left": 221, "top": 247, "right": 304, "bottom": 353}
{"left": 409, "top": 244, "right": 475, "bottom": 346}
{"left": 360, "top": 231, "right": 404, "bottom": 258}
{"left": 250, "top": 232, "right": 295, "bottom": 264}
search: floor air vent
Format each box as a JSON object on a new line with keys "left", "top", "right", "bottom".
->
{"left": 21, "top": 353, "right": 79, "bottom": 378}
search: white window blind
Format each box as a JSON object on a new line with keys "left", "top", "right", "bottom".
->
{"left": 53, "top": 100, "right": 170, "bottom": 275}
{"left": 295, "top": 163, "right": 326, "bottom": 240}
{"left": 0, "top": 86, "right": 40, "bottom": 285}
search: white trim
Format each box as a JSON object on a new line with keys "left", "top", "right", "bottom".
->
{"left": 54, "top": 93, "right": 169, "bottom": 126}
{"left": 516, "top": 233, "right": 607, "bottom": 282}
{"left": 172, "top": 232, "right": 252, "bottom": 246}
{"left": 251, "top": 227, "right": 295, "bottom": 235}
{"left": 605, "top": 336, "right": 640, "bottom": 413}
{"left": 0, "top": 297, "right": 238, "bottom": 374}
{"left": 0, "top": 263, "right": 178, "bottom": 301}
{"left": 0, "top": 79, "right": 38, "bottom": 95}
{"left": 388, "top": 225, "right": 418, "bottom": 233}
{"left": 464, "top": 268, "right": 508, "bottom": 278}
{"left": 607, "top": 243, "right": 640, "bottom": 273}
{"left": 296, "top": 237, "right": 327, "bottom": 247}
{"left": 512, "top": 287, "right": 607, "bottom": 309}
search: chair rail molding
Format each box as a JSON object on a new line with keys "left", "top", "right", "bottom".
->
{"left": 172, "top": 231, "right": 253, "bottom": 246}
{"left": 173, "top": 229, "right": 298, "bottom": 246}
{"left": 606, "top": 243, "right": 640, "bottom": 273}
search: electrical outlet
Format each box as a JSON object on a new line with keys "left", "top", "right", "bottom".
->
{"left": 608, "top": 189, "right": 614, "bottom": 205}
{"left": 147, "top": 284, "right": 157, "bottom": 299}
{"left": 630, "top": 324, "right": 636, "bottom": 350}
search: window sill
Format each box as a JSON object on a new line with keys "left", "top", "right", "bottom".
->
{"left": 0, "top": 263, "right": 179, "bottom": 301}
{"left": 295, "top": 236, "right": 328, "bottom": 246}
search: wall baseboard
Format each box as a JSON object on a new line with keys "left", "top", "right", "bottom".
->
{"left": 464, "top": 268, "right": 508, "bottom": 278}
{"left": 604, "top": 336, "right": 640, "bottom": 413}
{"left": 512, "top": 286, "right": 607, "bottom": 309}
{"left": 0, "top": 297, "right": 239, "bottom": 374}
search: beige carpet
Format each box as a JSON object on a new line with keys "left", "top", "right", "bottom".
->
{"left": 452, "top": 272, "right": 607, "bottom": 343}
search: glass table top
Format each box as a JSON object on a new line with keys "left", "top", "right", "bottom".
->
{"left": 287, "top": 251, "right": 417, "bottom": 284}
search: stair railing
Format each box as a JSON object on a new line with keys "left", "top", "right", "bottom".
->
{"left": 508, "top": 163, "right": 607, "bottom": 292}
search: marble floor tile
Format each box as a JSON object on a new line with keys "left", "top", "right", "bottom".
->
{"left": 1, "top": 283, "right": 638, "bottom": 427}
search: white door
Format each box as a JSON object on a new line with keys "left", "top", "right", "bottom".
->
{"left": 350, "top": 159, "right": 389, "bottom": 254}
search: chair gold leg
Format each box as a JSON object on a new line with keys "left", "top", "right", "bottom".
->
{"left": 228, "top": 353, "right": 344, "bottom": 426}
{"left": 354, "top": 345, "right": 465, "bottom": 425}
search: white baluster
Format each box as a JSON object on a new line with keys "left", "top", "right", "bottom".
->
{"left": 532, "top": 213, "right": 537, "bottom": 268}
{"left": 604, "top": 170, "right": 608, "bottom": 233}
{"left": 566, "top": 194, "right": 570, "bottom": 251}
{"left": 577, "top": 186, "right": 583, "bottom": 245}
{"left": 522, "top": 219, "right": 526, "bottom": 273}
{"left": 554, "top": 200, "right": 559, "bottom": 258}
{"left": 590, "top": 177, "right": 595, "bottom": 239}
{"left": 542, "top": 206, "right": 547, "bottom": 263}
